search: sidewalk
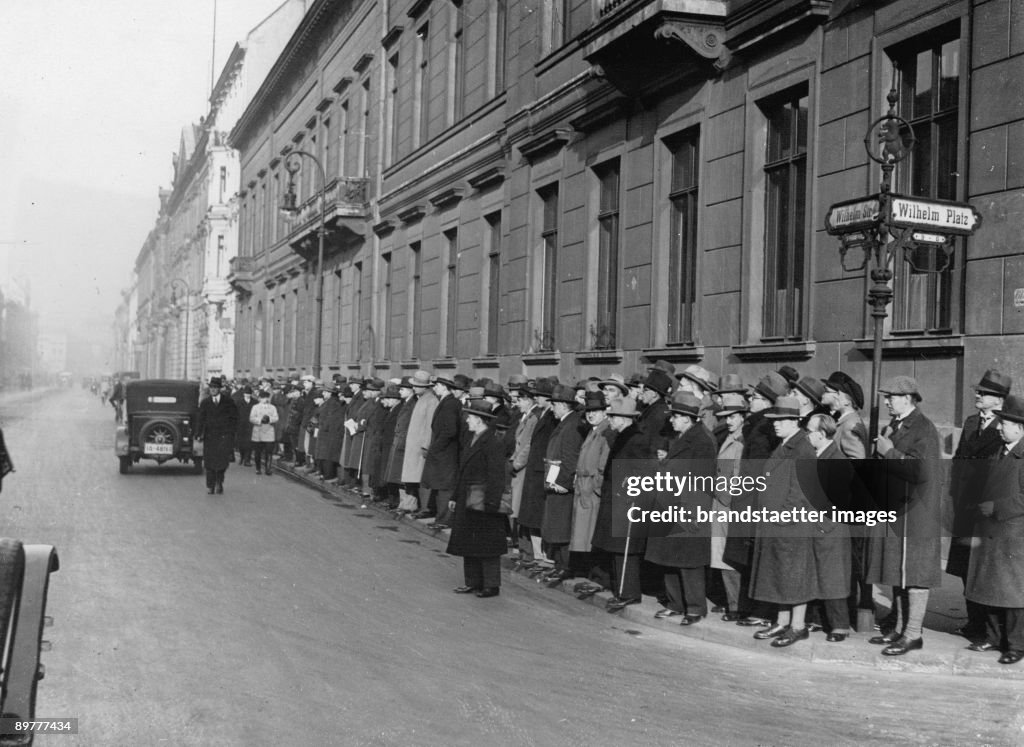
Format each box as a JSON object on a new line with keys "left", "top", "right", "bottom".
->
{"left": 273, "top": 458, "right": 1023, "bottom": 681}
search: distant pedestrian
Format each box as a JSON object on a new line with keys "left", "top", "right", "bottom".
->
{"left": 249, "top": 389, "right": 279, "bottom": 476}
{"left": 0, "top": 424, "right": 13, "bottom": 494}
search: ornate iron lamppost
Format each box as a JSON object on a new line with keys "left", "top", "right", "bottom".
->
{"left": 280, "top": 150, "right": 327, "bottom": 380}
{"left": 825, "top": 85, "right": 981, "bottom": 441}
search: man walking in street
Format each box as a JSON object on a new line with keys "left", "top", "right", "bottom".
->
{"left": 195, "top": 376, "right": 239, "bottom": 495}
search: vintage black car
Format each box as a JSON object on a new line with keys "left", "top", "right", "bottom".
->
{"left": 114, "top": 379, "right": 204, "bottom": 474}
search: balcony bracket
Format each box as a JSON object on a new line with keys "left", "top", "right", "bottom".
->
{"left": 654, "top": 19, "right": 731, "bottom": 70}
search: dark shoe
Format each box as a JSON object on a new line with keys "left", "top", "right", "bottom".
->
{"left": 475, "top": 588, "right": 500, "bottom": 598}
{"left": 679, "top": 614, "right": 704, "bottom": 626}
{"left": 207, "top": 488, "right": 215, "bottom": 495}
{"left": 711, "top": 605, "right": 726, "bottom": 613}
{"left": 429, "top": 523, "right": 449, "bottom": 531}
{"left": 967, "top": 641, "right": 999, "bottom": 652}
{"left": 998, "top": 650, "right": 1024, "bottom": 665}
{"left": 754, "top": 623, "right": 789, "bottom": 640}
{"left": 771, "top": 626, "right": 809, "bottom": 647}
{"left": 215, "top": 484, "right": 224, "bottom": 494}
{"left": 544, "top": 570, "right": 571, "bottom": 587}
{"left": 956, "top": 625, "right": 988, "bottom": 640}
{"left": 452, "top": 586, "right": 479, "bottom": 594}
{"left": 868, "top": 630, "right": 899, "bottom": 645}
{"left": 737, "top": 617, "right": 771, "bottom": 627}
{"left": 826, "top": 632, "right": 848, "bottom": 643}
{"left": 654, "top": 608, "right": 683, "bottom": 620}
{"left": 412, "top": 511, "right": 436, "bottom": 520}
{"left": 255, "top": 467, "right": 262, "bottom": 475}
{"left": 605, "top": 596, "right": 641, "bottom": 612}
{"left": 264, "top": 469, "right": 272, "bottom": 476}
{"left": 881, "top": 636, "right": 923, "bottom": 656}
{"left": 721, "top": 612, "right": 744, "bottom": 622}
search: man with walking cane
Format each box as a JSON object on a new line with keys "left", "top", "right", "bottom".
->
{"left": 590, "top": 399, "right": 652, "bottom": 612}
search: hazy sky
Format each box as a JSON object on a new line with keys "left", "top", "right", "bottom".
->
{"left": 0, "top": 0, "right": 287, "bottom": 335}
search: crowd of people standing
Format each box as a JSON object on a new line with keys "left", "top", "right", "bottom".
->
{"left": 202, "top": 362, "right": 1024, "bottom": 665}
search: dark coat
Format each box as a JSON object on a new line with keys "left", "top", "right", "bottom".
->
{"left": 863, "top": 407, "right": 944, "bottom": 589}
{"left": 420, "top": 393, "right": 463, "bottom": 491}
{"left": 446, "top": 427, "right": 509, "bottom": 558}
{"left": 644, "top": 424, "right": 717, "bottom": 569}
{"left": 637, "top": 399, "right": 672, "bottom": 442}
{"left": 723, "top": 410, "right": 781, "bottom": 568}
{"left": 966, "top": 440, "right": 1024, "bottom": 608}
{"left": 591, "top": 424, "right": 652, "bottom": 555}
{"left": 947, "top": 413, "right": 1003, "bottom": 577}
{"left": 342, "top": 393, "right": 369, "bottom": 471}
{"left": 518, "top": 408, "right": 557, "bottom": 530}
{"left": 235, "top": 395, "right": 255, "bottom": 448}
{"left": 541, "top": 410, "right": 585, "bottom": 544}
{"left": 271, "top": 391, "right": 291, "bottom": 442}
{"left": 314, "top": 397, "right": 345, "bottom": 462}
{"left": 195, "top": 394, "right": 239, "bottom": 471}
{"left": 360, "top": 399, "right": 386, "bottom": 484}
{"left": 749, "top": 429, "right": 849, "bottom": 604}
{"left": 385, "top": 398, "right": 413, "bottom": 484}
{"left": 374, "top": 401, "right": 401, "bottom": 487}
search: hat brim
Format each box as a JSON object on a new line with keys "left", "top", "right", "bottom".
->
{"left": 717, "top": 407, "right": 749, "bottom": 416}
{"left": 599, "top": 382, "right": 629, "bottom": 395}
{"left": 794, "top": 382, "right": 824, "bottom": 405}
{"left": 764, "top": 410, "right": 801, "bottom": 419}
{"left": 974, "top": 386, "right": 1009, "bottom": 397}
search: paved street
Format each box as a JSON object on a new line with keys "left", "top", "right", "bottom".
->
{"left": 1, "top": 389, "right": 1023, "bottom": 746}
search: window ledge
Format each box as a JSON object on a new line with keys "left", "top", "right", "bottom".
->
{"left": 432, "top": 358, "right": 458, "bottom": 369}
{"left": 346, "top": 363, "right": 363, "bottom": 371}
{"left": 731, "top": 340, "right": 816, "bottom": 362}
{"left": 472, "top": 356, "right": 501, "bottom": 369}
{"left": 522, "top": 351, "right": 562, "bottom": 366}
{"left": 399, "top": 359, "right": 422, "bottom": 370}
{"left": 642, "top": 346, "right": 705, "bottom": 364}
{"left": 852, "top": 335, "right": 964, "bottom": 357}
{"left": 373, "top": 360, "right": 392, "bottom": 371}
{"left": 574, "top": 349, "right": 624, "bottom": 365}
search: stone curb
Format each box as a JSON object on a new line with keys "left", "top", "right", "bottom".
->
{"left": 274, "top": 460, "right": 1023, "bottom": 681}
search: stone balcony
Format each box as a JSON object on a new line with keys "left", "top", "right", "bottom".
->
{"left": 226, "top": 255, "right": 257, "bottom": 296}
{"left": 283, "top": 176, "right": 371, "bottom": 262}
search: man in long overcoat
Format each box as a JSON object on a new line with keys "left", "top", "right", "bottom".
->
{"left": 949, "top": 369, "right": 1011, "bottom": 642}
{"left": 234, "top": 386, "right": 256, "bottom": 466}
{"left": 315, "top": 385, "right": 345, "bottom": 482}
{"left": 966, "top": 394, "right": 1024, "bottom": 665}
{"left": 518, "top": 379, "right": 557, "bottom": 562}
{"left": 864, "top": 376, "right": 943, "bottom": 656}
{"left": 570, "top": 392, "right": 613, "bottom": 557}
{"left": 645, "top": 392, "right": 717, "bottom": 623}
{"left": 540, "top": 385, "right": 584, "bottom": 583}
{"left": 420, "top": 375, "right": 465, "bottom": 525}
{"left": 195, "top": 376, "right": 239, "bottom": 494}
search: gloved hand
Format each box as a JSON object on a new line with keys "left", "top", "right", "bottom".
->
{"left": 261, "top": 415, "right": 270, "bottom": 424}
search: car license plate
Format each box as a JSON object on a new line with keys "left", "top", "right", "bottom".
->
{"left": 144, "top": 444, "right": 174, "bottom": 455}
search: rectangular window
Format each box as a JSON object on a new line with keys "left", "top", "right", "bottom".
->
{"left": 762, "top": 91, "right": 808, "bottom": 339}
{"left": 216, "top": 235, "right": 225, "bottom": 277}
{"left": 539, "top": 183, "right": 560, "bottom": 351}
{"left": 541, "top": 0, "right": 568, "bottom": 56}
{"left": 410, "top": 242, "right": 423, "bottom": 359}
{"left": 353, "top": 262, "right": 363, "bottom": 361}
{"left": 667, "top": 129, "right": 700, "bottom": 344}
{"left": 493, "top": 0, "right": 507, "bottom": 94}
{"left": 339, "top": 100, "right": 350, "bottom": 175}
{"left": 891, "top": 28, "right": 959, "bottom": 332}
{"left": 359, "top": 79, "right": 370, "bottom": 176}
{"left": 324, "top": 116, "right": 335, "bottom": 181}
{"left": 594, "top": 160, "right": 620, "bottom": 349}
{"left": 417, "top": 23, "right": 431, "bottom": 147}
{"left": 452, "top": 1, "right": 467, "bottom": 121}
{"left": 444, "top": 227, "right": 459, "bottom": 357}
{"left": 386, "top": 53, "right": 399, "bottom": 165}
{"left": 291, "top": 289, "right": 299, "bottom": 364}
{"left": 485, "top": 212, "right": 502, "bottom": 355}
{"left": 219, "top": 166, "right": 227, "bottom": 202}
{"left": 381, "top": 252, "right": 393, "bottom": 360}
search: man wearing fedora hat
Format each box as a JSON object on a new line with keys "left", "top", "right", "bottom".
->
{"left": 316, "top": 384, "right": 346, "bottom": 484}
{"left": 791, "top": 376, "right": 830, "bottom": 430}
{"left": 235, "top": 385, "right": 256, "bottom": 467}
{"left": 420, "top": 374, "right": 466, "bottom": 527}
{"left": 965, "top": 394, "right": 1024, "bottom": 664}
{"left": 402, "top": 371, "right": 438, "bottom": 517}
{"left": 949, "top": 369, "right": 1013, "bottom": 642}
{"left": 518, "top": 378, "right": 558, "bottom": 572}
{"left": 637, "top": 368, "right": 675, "bottom": 441}
{"left": 823, "top": 372, "right": 868, "bottom": 460}
{"left": 591, "top": 398, "right": 651, "bottom": 611}
{"left": 386, "top": 379, "right": 418, "bottom": 514}
{"left": 195, "top": 376, "right": 239, "bottom": 494}
{"left": 677, "top": 365, "right": 721, "bottom": 434}
{"left": 570, "top": 391, "right": 613, "bottom": 579}
{"left": 865, "top": 375, "right": 942, "bottom": 657}
{"left": 539, "top": 385, "right": 584, "bottom": 584}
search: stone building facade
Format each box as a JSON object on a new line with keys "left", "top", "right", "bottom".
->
{"left": 229, "top": 0, "right": 1024, "bottom": 437}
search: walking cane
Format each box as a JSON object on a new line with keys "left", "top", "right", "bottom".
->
{"left": 618, "top": 500, "right": 636, "bottom": 599}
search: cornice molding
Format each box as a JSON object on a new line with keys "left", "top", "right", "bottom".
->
{"left": 382, "top": 25, "right": 404, "bottom": 49}
{"left": 397, "top": 204, "right": 427, "bottom": 224}
{"left": 518, "top": 128, "right": 574, "bottom": 162}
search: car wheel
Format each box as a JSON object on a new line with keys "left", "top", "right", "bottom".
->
{"left": 193, "top": 457, "right": 204, "bottom": 474}
{"left": 118, "top": 456, "right": 131, "bottom": 474}
{"left": 139, "top": 419, "right": 181, "bottom": 456}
